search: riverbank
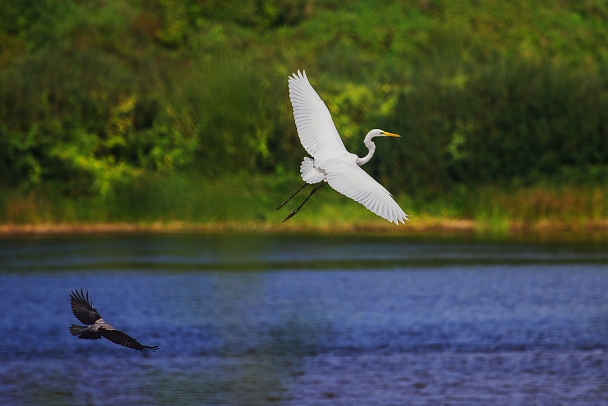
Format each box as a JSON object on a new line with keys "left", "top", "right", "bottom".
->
{"left": 2, "top": 218, "right": 607, "bottom": 236}
{"left": 0, "top": 219, "right": 472, "bottom": 235}
{"left": 2, "top": 174, "right": 606, "bottom": 238}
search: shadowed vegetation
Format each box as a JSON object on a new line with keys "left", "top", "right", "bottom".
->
{"left": 1, "top": 0, "right": 607, "bottom": 232}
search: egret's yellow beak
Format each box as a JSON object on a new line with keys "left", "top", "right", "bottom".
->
{"left": 382, "top": 131, "right": 400, "bottom": 138}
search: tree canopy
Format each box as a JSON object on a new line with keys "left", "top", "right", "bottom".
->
{"left": 1, "top": 0, "right": 607, "bottom": 198}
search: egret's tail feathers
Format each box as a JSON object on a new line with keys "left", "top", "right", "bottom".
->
{"left": 300, "top": 157, "right": 325, "bottom": 184}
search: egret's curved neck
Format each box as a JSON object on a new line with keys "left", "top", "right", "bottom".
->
{"left": 356, "top": 133, "right": 377, "bottom": 166}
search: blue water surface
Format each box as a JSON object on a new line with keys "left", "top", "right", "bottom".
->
{"left": 0, "top": 233, "right": 607, "bottom": 405}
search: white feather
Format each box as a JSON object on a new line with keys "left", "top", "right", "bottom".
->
{"left": 322, "top": 154, "right": 407, "bottom": 224}
{"left": 288, "top": 71, "right": 348, "bottom": 161}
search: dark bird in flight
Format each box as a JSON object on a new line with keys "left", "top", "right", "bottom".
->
{"left": 69, "top": 288, "right": 159, "bottom": 353}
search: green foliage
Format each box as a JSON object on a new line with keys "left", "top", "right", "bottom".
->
{"left": 0, "top": 0, "right": 73, "bottom": 55}
{"left": 381, "top": 57, "right": 608, "bottom": 198}
{"left": 0, "top": 0, "right": 607, "bottom": 230}
{"left": 0, "top": 42, "right": 197, "bottom": 195}
{"left": 199, "top": 0, "right": 311, "bottom": 30}
{"left": 168, "top": 53, "right": 285, "bottom": 175}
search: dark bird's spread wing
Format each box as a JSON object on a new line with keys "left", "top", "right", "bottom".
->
{"left": 101, "top": 329, "right": 159, "bottom": 353}
{"left": 70, "top": 288, "right": 101, "bottom": 325}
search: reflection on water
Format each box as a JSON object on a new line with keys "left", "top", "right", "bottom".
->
{"left": 1, "top": 233, "right": 607, "bottom": 405}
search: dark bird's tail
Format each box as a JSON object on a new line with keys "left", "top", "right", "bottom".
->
{"left": 70, "top": 324, "right": 102, "bottom": 340}
{"left": 70, "top": 324, "right": 87, "bottom": 336}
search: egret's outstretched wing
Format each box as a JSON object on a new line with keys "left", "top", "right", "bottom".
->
{"left": 101, "top": 329, "right": 159, "bottom": 353}
{"left": 324, "top": 161, "right": 408, "bottom": 224}
{"left": 70, "top": 288, "right": 101, "bottom": 325}
{"left": 288, "top": 70, "right": 347, "bottom": 160}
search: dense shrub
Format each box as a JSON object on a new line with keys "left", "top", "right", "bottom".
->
{"left": 0, "top": 0, "right": 607, "bottom": 200}
{"left": 0, "top": 45, "right": 197, "bottom": 195}
{"left": 381, "top": 58, "right": 608, "bottom": 197}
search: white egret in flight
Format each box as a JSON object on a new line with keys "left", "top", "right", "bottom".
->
{"left": 276, "top": 70, "right": 408, "bottom": 224}
{"left": 69, "top": 288, "right": 159, "bottom": 353}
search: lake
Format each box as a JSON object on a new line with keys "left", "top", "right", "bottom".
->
{"left": 1, "top": 232, "right": 607, "bottom": 405}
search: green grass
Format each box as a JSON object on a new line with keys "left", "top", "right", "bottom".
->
{"left": 469, "top": 184, "right": 608, "bottom": 232}
{"left": 1, "top": 173, "right": 606, "bottom": 235}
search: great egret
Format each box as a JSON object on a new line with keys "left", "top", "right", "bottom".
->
{"left": 276, "top": 70, "right": 408, "bottom": 224}
{"left": 69, "top": 288, "right": 159, "bottom": 353}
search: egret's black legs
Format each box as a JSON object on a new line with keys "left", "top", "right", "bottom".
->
{"left": 282, "top": 183, "right": 326, "bottom": 222}
{"left": 275, "top": 182, "right": 309, "bottom": 211}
